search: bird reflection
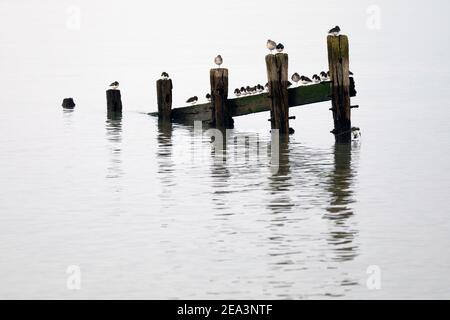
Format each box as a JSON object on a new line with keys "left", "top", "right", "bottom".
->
{"left": 325, "top": 143, "right": 359, "bottom": 262}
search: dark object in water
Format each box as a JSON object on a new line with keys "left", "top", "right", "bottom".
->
{"left": 62, "top": 98, "right": 75, "bottom": 109}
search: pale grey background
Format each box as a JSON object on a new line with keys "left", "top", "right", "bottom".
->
{"left": 0, "top": 0, "right": 449, "bottom": 299}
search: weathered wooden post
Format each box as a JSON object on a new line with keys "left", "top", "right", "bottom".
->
{"left": 156, "top": 79, "right": 173, "bottom": 121}
{"left": 265, "top": 53, "right": 290, "bottom": 134}
{"left": 62, "top": 98, "right": 75, "bottom": 109}
{"left": 106, "top": 89, "right": 122, "bottom": 113}
{"left": 210, "top": 68, "right": 233, "bottom": 129}
{"left": 327, "top": 35, "right": 351, "bottom": 143}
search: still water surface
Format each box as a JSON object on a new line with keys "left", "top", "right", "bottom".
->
{"left": 1, "top": 0, "right": 450, "bottom": 299}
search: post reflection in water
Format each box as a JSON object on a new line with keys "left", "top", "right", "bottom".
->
{"left": 267, "top": 134, "right": 294, "bottom": 215}
{"left": 156, "top": 120, "right": 176, "bottom": 210}
{"left": 104, "top": 111, "right": 124, "bottom": 216}
{"left": 325, "top": 143, "right": 359, "bottom": 263}
{"left": 106, "top": 111, "right": 123, "bottom": 180}
{"left": 209, "top": 128, "right": 232, "bottom": 213}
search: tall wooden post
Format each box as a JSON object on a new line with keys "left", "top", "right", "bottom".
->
{"left": 327, "top": 35, "right": 351, "bottom": 143}
{"left": 156, "top": 79, "right": 173, "bottom": 121}
{"left": 265, "top": 53, "right": 289, "bottom": 134}
{"left": 106, "top": 89, "right": 122, "bottom": 113}
{"left": 210, "top": 68, "right": 233, "bottom": 129}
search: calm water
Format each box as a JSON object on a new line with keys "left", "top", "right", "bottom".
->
{"left": 1, "top": 0, "right": 450, "bottom": 299}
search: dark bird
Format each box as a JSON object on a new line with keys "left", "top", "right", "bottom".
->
{"left": 264, "top": 83, "right": 269, "bottom": 91}
{"left": 234, "top": 88, "right": 241, "bottom": 97}
{"left": 109, "top": 81, "right": 119, "bottom": 89}
{"left": 349, "top": 71, "right": 354, "bottom": 77}
{"left": 300, "top": 76, "right": 312, "bottom": 85}
{"left": 257, "top": 84, "right": 264, "bottom": 93}
{"left": 291, "top": 73, "right": 301, "bottom": 85}
{"left": 267, "top": 39, "right": 277, "bottom": 53}
{"left": 206, "top": 93, "right": 211, "bottom": 101}
{"left": 161, "top": 72, "right": 169, "bottom": 80}
{"left": 246, "top": 86, "right": 252, "bottom": 94}
{"left": 240, "top": 86, "right": 247, "bottom": 95}
{"left": 328, "top": 26, "right": 341, "bottom": 36}
{"left": 312, "top": 74, "right": 321, "bottom": 83}
{"left": 276, "top": 43, "right": 284, "bottom": 53}
{"left": 186, "top": 96, "right": 198, "bottom": 104}
{"left": 214, "top": 55, "right": 223, "bottom": 68}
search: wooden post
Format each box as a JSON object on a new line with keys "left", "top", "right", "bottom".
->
{"left": 327, "top": 35, "right": 351, "bottom": 143}
{"left": 156, "top": 79, "right": 173, "bottom": 121}
{"left": 106, "top": 89, "right": 122, "bottom": 112}
{"left": 265, "top": 53, "right": 289, "bottom": 134}
{"left": 62, "top": 98, "right": 75, "bottom": 109}
{"left": 210, "top": 68, "right": 233, "bottom": 129}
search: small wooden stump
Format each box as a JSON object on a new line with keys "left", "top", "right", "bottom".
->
{"left": 106, "top": 89, "right": 122, "bottom": 112}
{"left": 265, "top": 53, "right": 289, "bottom": 134}
{"left": 62, "top": 98, "right": 75, "bottom": 109}
{"left": 327, "top": 35, "right": 351, "bottom": 143}
{"left": 210, "top": 68, "right": 233, "bottom": 129}
{"left": 156, "top": 79, "right": 173, "bottom": 121}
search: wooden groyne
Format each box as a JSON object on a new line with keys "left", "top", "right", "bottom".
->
{"left": 149, "top": 81, "right": 356, "bottom": 123}
{"left": 149, "top": 34, "right": 358, "bottom": 142}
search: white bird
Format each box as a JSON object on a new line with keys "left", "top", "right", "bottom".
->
{"left": 266, "top": 40, "right": 277, "bottom": 54}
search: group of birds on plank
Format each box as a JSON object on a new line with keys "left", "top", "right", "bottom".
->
{"left": 109, "top": 26, "right": 345, "bottom": 105}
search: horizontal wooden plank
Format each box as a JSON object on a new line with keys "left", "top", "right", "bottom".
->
{"left": 149, "top": 80, "right": 356, "bottom": 124}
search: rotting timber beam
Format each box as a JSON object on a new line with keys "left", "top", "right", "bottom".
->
{"left": 149, "top": 81, "right": 356, "bottom": 124}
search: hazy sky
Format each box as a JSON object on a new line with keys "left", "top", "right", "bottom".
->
{"left": 1, "top": 0, "right": 449, "bottom": 109}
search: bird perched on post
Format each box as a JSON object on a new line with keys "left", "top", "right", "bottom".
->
{"left": 320, "top": 71, "right": 329, "bottom": 81}
{"left": 234, "top": 88, "right": 241, "bottom": 97}
{"left": 328, "top": 26, "right": 341, "bottom": 36}
{"left": 206, "top": 93, "right": 211, "bottom": 101}
{"left": 186, "top": 96, "right": 198, "bottom": 104}
{"left": 109, "top": 81, "right": 119, "bottom": 90}
{"left": 161, "top": 72, "right": 169, "bottom": 80}
{"left": 300, "top": 76, "right": 313, "bottom": 85}
{"left": 291, "top": 73, "right": 301, "bottom": 86}
{"left": 266, "top": 39, "right": 277, "bottom": 54}
{"left": 214, "top": 55, "right": 223, "bottom": 68}
{"left": 312, "top": 74, "right": 321, "bottom": 83}
{"left": 240, "top": 87, "right": 247, "bottom": 95}
{"left": 276, "top": 43, "right": 284, "bottom": 53}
